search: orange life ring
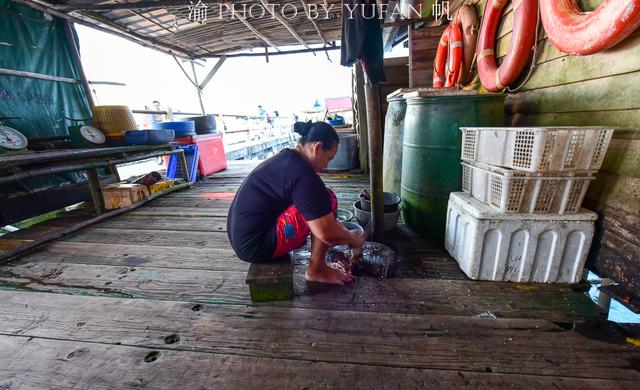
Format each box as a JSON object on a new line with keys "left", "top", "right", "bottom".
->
{"left": 433, "top": 24, "right": 463, "bottom": 88}
{"left": 451, "top": 4, "right": 479, "bottom": 85}
{"left": 477, "top": 0, "right": 538, "bottom": 92}
{"left": 540, "top": 0, "right": 640, "bottom": 55}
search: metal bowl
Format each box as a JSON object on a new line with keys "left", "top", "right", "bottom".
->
{"left": 341, "top": 221, "right": 364, "bottom": 234}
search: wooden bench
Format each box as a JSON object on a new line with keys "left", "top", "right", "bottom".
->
{"left": 245, "top": 254, "right": 294, "bottom": 302}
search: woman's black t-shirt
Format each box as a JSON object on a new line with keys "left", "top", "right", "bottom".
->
{"left": 227, "top": 149, "right": 332, "bottom": 262}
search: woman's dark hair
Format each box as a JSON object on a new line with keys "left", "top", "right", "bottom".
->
{"left": 293, "top": 121, "right": 339, "bottom": 151}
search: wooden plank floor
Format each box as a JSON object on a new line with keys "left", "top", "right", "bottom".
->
{"left": 1, "top": 161, "right": 639, "bottom": 389}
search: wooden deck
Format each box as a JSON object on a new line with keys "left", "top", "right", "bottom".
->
{"left": 1, "top": 161, "right": 639, "bottom": 389}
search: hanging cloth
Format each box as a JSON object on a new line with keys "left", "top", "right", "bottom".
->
{"left": 340, "top": 0, "right": 386, "bottom": 85}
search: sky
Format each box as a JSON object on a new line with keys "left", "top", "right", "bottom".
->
{"left": 76, "top": 25, "right": 407, "bottom": 118}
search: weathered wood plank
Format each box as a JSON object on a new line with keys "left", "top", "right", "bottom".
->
{"left": 146, "top": 197, "right": 234, "bottom": 208}
{"left": 0, "top": 260, "right": 602, "bottom": 321}
{"left": 2, "top": 336, "right": 635, "bottom": 390}
{"left": 62, "top": 227, "right": 231, "bottom": 247}
{"left": 15, "top": 241, "right": 244, "bottom": 271}
{"left": 90, "top": 215, "right": 228, "bottom": 232}
{"left": 0, "top": 262, "right": 250, "bottom": 304}
{"left": 506, "top": 71, "right": 640, "bottom": 115}
{"left": 0, "top": 291, "right": 637, "bottom": 379}
{"left": 600, "top": 138, "right": 640, "bottom": 178}
{"left": 586, "top": 202, "right": 640, "bottom": 298}
{"left": 508, "top": 111, "right": 640, "bottom": 138}
{"left": 290, "top": 272, "right": 602, "bottom": 321}
{"left": 520, "top": 31, "right": 640, "bottom": 91}
{"left": 585, "top": 172, "right": 640, "bottom": 216}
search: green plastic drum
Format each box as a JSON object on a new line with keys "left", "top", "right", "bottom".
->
{"left": 401, "top": 90, "right": 505, "bottom": 237}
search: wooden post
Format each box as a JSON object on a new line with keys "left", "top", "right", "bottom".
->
{"left": 191, "top": 62, "right": 206, "bottom": 116}
{"left": 364, "top": 77, "right": 384, "bottom": 242}
{"left": 62, "top": 21, "right": 95, "bottom": 108}
{"left": 199, "top": 55, "right": 227, "bottom": 91}
{"left": 107, "top": 164, "right": 120, "bottom": 182}
{"left": 354, "top": 63, "right": 369, "bottom": 172}
{"left": 86, "top": 168, "right": 104, "bottom": 216}
{"left": 408, "top": 24, "right": 415, "bottom": 88}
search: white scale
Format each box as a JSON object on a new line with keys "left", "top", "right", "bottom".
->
{"left": 0, "top": 125, "right": 28, "bottom": 155}
{"left": 79, "top": 125, "right": 106, "bottom": 145}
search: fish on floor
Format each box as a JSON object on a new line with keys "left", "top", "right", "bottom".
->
{"left": 325, "top": 241, "right": 396, "bottom": 279}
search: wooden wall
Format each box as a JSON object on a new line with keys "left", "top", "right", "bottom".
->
{"left": 381, "top": 56, "right": 410, "bottom": 117}
{"left": 409, "top": 24, "right": 447, "bottom": 87}
{"left": 412, "top": 0, "right": 640, "bottom": 296}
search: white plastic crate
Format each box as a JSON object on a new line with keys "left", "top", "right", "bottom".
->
{"left": 460, "top": 126, "right": 614, "bottom": 172}
{"left": 461, "top": 162, "right": 595, "bottom": 214}
{"left": 445, "top": 192, "right": 597, "bottom": 283}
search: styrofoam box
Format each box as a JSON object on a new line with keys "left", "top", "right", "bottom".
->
{"left": 460, "top": 126, "right": 614, "bottom": 172}
{"left": 461, "top": 162, "right": 595, "bottom": 214}
{"left": 445, "top": 192, "right": 597, "bottom": 283}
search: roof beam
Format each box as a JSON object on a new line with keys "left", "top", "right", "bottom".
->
{"left": 258, "top": 0, "right": 311, "bottom": 50}
{"left": 236, "top": 16, "right": 281, "bottom": 52}
{"left": 199, "top": 55, "right": 227, "bottom": 90}
{"left": 13, "top": 0, "right": 194, "bottom": 58}
{"left": 195, "top": 44, "right": 340, "bottom": 59}
{"left": 301, "top": 0, "right": 327, "bottom": 44}
{"left": 57, "top": 0, "right": 196, "bottom": 12}
{"left": 128, "top": 9, "right": 174, "bottom": 35}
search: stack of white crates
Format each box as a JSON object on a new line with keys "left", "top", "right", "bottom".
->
{"left": 445, "top": 126, "right": 614, "bottom": 283}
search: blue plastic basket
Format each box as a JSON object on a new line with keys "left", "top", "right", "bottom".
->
{"left": 167, "top": 144, "right": 199, "bottom": 183}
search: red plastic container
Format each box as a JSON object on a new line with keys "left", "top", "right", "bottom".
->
{"left": 175, "top": 134, "right": 227, "bottom": 176}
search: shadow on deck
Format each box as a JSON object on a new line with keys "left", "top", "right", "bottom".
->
{"left": 0, "top": 161, "right": 638, "bottom": 389}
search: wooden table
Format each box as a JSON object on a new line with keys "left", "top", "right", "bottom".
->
{"left": 0, "top": 145, "right": 190, "bottom": 216}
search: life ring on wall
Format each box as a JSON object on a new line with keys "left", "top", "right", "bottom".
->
{"left": 477, "top": 0, "right": 538, "bottom": 92}
{"left": 540, "top": 0, "right": 640, "bottom": 55}
{"left": 451, "top": 4, "right": 479, "bottom": 85}
{"left": 433, "top": 25, "right": 463, "bottom": 88}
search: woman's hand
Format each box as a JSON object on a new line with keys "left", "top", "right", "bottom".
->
{"left": 349, "top": 230, "right": 366, "bottom": 249}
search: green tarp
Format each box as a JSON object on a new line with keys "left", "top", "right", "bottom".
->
{"left": 0, "top": 0, "right": 93, "bottom": 193}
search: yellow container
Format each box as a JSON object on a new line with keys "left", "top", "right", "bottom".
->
{"left": 148, "top": 179, "right": 174, "bottom": 195}
{"left": 92, "top": 105, "right": 138, "bottom": 137}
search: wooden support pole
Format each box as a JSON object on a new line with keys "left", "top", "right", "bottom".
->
{"left": 199, "top": 55, "right": 227, "bottom": 90}
{"left": 86, "top": 168, "right": 104, "bottom": 216}
{"left": 62, "top": 20, "right": 95, "bottom": 109}
{"left": 364, "top": 78, "right": 384, "bottom": 242}
{"left": 408, "top": 24, "right": 415, "bottom": 88}
{"left": 354, "top": 63, "right": 369, "bottom": 172}
{"left": 191, "top": 62, "right": 206, "bottom": 115}
{"left": 0, "top": 68, "right": 78, "bottom": 84}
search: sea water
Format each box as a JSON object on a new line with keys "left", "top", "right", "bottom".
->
{"left": 587, "top": 271, "right": 640, "bottom": 323}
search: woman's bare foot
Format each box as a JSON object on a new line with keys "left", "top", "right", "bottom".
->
{"left": 305, "top": 265, "right": 353, "bottom": 285}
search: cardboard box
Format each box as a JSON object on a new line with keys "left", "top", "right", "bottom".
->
{"left": 102, "top": 183, "right": 149, "bottom": 209}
